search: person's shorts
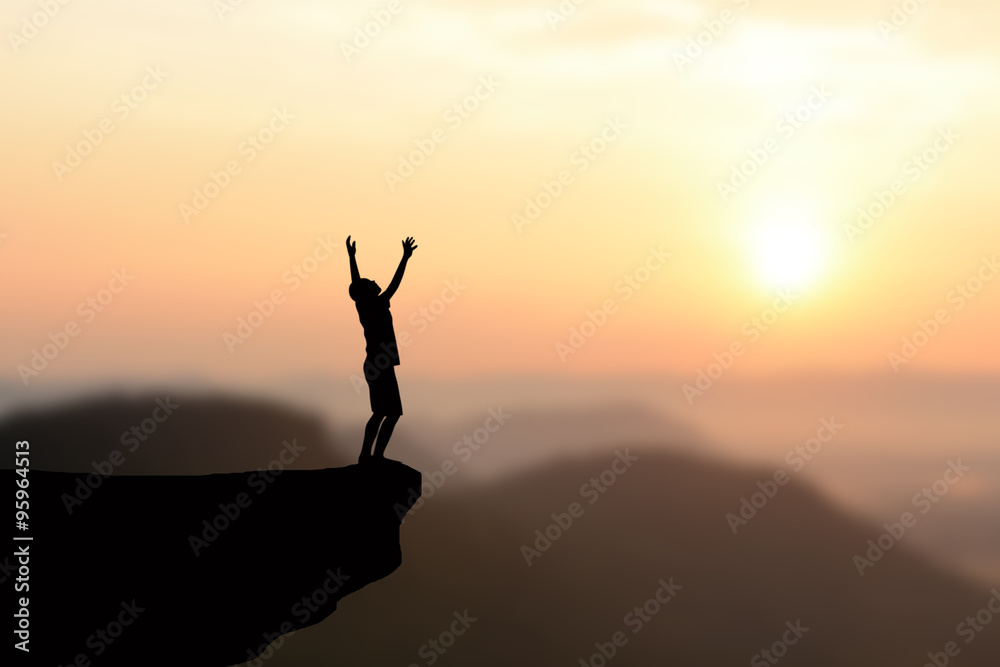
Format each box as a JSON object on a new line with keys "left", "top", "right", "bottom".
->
{"left": 364, "top": 360, "right": 403, "bottom": 416}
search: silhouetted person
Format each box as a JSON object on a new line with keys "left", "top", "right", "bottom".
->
{"left": 347, "top": 235, "right": 417, "bottom": 463}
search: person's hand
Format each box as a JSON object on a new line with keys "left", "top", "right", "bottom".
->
{"left": 346, "top": 236, "right": 357, "bottom": 257}
{"left": 402, "top": 236, "right": 418, "bottom": 259}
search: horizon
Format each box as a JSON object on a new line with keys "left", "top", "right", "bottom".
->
{"left": 4, "top": 378, "right": 998, "bottom": 590}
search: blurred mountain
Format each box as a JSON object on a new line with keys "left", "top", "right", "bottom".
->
{"left": 2, "top": 394, "right": 996, "bottom": 666}
{"left": 255, "top": 452, "right": 1000, "bottom": 667}
{"left": 395, "top": 401, "right": 704, "bottom": 483}
{"left": 0, "top": 392, "right": 350, "bottom": 474}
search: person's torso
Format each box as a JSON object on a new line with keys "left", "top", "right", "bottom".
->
{"left": 356, "top": 297, "right": 399, "bottom": 365}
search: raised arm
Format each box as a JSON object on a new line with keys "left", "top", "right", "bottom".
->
{"left": 381, "top": 237, "right": 417, "bottom": 300}
{"left": 346, "top": 236, "right": 360, "bottom": 284}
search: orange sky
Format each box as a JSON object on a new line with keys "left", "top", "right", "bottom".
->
{"left": 2, "top": 0, "right": 999, "bottom": 384}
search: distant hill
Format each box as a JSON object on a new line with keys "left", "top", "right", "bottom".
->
{"left": 263, "top": 452, "right": 1000, "bottom": 667}
{"left": 3, "top": 394, "right": 996, "bottom": 666}
{"left": 0, "top": 392, "right": 349, "bottom": 474}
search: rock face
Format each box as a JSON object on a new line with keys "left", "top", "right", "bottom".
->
{"left": 14, "top": 460, "right": 421, "bottom": 667}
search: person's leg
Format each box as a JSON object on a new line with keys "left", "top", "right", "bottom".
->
{"left": 372, "top": 365, "right": 403, "bottom": 459}
{"left": 360, "top": 413, "right": 383, "bottom": 462}
{"left": 372, "top": 414, "right": 399, "bottom": 458}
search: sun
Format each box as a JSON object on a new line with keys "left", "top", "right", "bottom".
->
{"left": 748, "top": 202, "right": 830, "bottom": 291}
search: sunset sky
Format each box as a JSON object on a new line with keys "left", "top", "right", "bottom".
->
{"left": 3, "top": 0, "right": 999, "bottom": 385}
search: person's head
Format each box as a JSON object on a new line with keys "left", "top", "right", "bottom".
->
{"left": 349, "top": 278, "right": 381, "bottom": 302}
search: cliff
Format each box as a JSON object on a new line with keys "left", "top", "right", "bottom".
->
{"left": 13, "top": 460, "right": 420, "bottom": 666}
